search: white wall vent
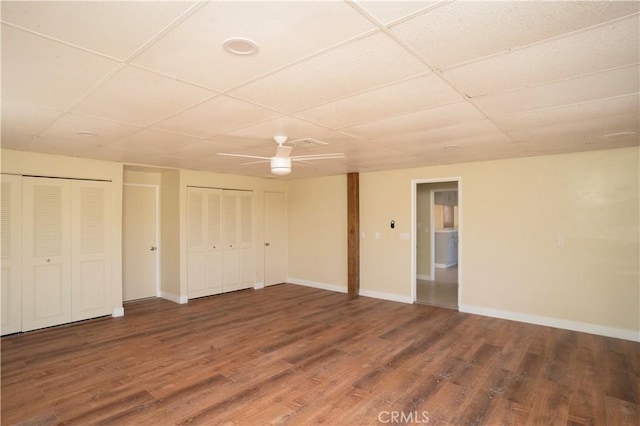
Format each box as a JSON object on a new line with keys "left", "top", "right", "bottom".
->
{"left": 288, "top": 138, "right": 329, "bottom": 149}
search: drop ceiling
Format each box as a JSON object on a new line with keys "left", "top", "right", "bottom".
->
{"left": 1, "top": 1, "right": 638, "bottom": 178}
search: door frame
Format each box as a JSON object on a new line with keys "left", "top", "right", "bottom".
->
{"left": 123, "top": 183, "right": 160, "bottom": 298}
{"left": 410, "top": 177, "right": 462, "bottom": 305}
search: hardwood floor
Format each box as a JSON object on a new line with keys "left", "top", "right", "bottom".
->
{"left": 2, "top": 284, "right": 638, "bottom": 425}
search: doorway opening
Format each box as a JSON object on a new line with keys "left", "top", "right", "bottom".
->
{"left": 411, "top": 179, "right": 460, "bottom": 309}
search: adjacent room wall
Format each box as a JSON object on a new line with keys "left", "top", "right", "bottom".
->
{"left": 287, "top": 175, "right": 348, "bottom": 291}
{"left": 416, "top": 182, "right": 458, "bottom": 280}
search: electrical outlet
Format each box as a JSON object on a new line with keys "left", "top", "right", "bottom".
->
{"left": 556, "top": 236, "right": 564, "bottom": 247}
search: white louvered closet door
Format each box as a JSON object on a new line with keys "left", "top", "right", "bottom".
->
{"left": 187, "top": 187, "right": 222, "bottom": 299}
{"left": 22, "top": 177, "right": 72, "bottom": 331}
{"left": 71, "top": 180, "right": 112, "bottom": 321}
{"left": 1, "top": 174, "right": 23, "bottom": 335}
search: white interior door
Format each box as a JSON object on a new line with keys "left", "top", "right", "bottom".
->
{"left": 123, "top": 184, "right": 158, "bottom": 301}
{"left": 187, "top": 187, "right": 222, "bottom": 299}
{"left": 22, "top": 177, "right": 72, "bottom": 331}
{"left": 71, "top": 180, "right": 112, "bottom": 320}
{"left": 264, "top": 192, "right": 287, "bottom": 286}
{"left": 1, "top": 174, "right": 22, "bottom": 335}
{"left": 222, "top": 190, "right": 254, "bottom": 292}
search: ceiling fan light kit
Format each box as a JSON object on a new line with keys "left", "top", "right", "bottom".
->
{"left": 270, "top": 157, "right": 292, "bottom": 175}
{"left": 217, "top": 135, "right": 344, "bottom": 176}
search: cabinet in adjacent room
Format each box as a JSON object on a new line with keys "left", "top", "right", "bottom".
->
{"left": 435, "top": 230, "right": 458, "bottom": 268}
{"left": 434, "top": 190, "right": 458, "bottom": 206}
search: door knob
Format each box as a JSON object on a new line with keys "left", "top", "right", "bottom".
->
{"left": 46, "top": 258, "right": 51, "bottom": 263}
{"left": 265, "top": 242, "right": 270, "bottom": 247}
{"left": 150, "top": 246, "right": 157, "bottom": 251}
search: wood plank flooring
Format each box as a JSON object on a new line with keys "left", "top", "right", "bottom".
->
{"left": 2, "top": 284, "right": 638, "bottom": 425}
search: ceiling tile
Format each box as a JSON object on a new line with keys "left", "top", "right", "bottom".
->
{"left": 38, "top": 113, "right": 141, "bottom": 145}
{"left": 1, "top": 1, "right": 196, "bottom": 60}
{"left": 444, "top": 16, "right": 639, "bottom": 97}
{"left": 229, "top": 32, "right": 429, "bottom": 113}
{"left": 294, "top": 73, "right": 462, "bottom": 129}
{"left": 353, "top": 1, "right": 442, "bottom": 25}
{"left": 473, "top": 65, "right": 640, "bottom": 117}
{"left": 373, "top": 119, "right": 505, "bottom": 146}
{"left": 1, "top": 24, "right": 120, "bottom": 109}
{"left": 494, "top": 94, "right": 640, "bottom": 132}
{"left": 152, "top": 95, "right": 280, "bottom": 138}
{"left": 1, "top": 100, "right": 63, "bottom": 145}
{"left": 342, "top": 101, "right": 486, "bottom": 139}
{"left": 507, "top": 113, "right": 640, "bottom": 144}
{"left": 132, "top": 1, "right": 376, "bottom": 91}
{"left": 86, "top": 145, "right": 189, "bottom": 168}
{"left": 391, "top": 1, "right": 639, "bottom": 69}
{"left": 72, "top": 65, "right": 215, "bottom": 126}
{"left": 108, "top": 129, "right": 201, "bottom": 154}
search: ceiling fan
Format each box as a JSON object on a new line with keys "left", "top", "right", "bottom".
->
{"left": 217, "top": 136, "right": 344, "bottom": 176}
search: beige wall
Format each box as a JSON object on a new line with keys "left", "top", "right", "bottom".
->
{"left": 160, "top": 169, "right": 181, "bottom": 298}
{"left": 287, "top": 147, "right": 639, "bottom": 338}
{"left": 287, "top": 175, "right": 347, "bottom": 289}
{"left": 1, "top": 149, "right": 124, "bottom": 314}
{"left": 360, "top": 147, "right": 639, "bottom": 335}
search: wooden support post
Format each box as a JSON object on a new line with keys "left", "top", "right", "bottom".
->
{"left": 347, "top": 173, "right": 360, "bottom": 298}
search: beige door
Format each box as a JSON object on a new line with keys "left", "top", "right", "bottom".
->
{"left": 22, "top": 177, "right": 72, "bottom": 331}
{"left": 123, "top": 184, "right": 157, "bottom": 301}
{"left": 1, "top": 174, "right": 22, "bottom": 335}
{"left": 187, "top": 187, "right": 222, "bottom": 299}
{"left": 264, "top": 192, "right": 287, "bottom": 286}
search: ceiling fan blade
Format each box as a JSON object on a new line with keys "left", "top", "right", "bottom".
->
{"left": 275, "top": 145, "right": 293, "bottom": 158}
{"left": 217, "top": 153, "right": 271, "bottom": 160}
{"left": 241, "top": 159, "right": 270, "bottom": 165}
{"left": 290, "top": 153, "right": 345, "bottom": 161}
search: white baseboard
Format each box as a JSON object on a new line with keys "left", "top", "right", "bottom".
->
{"left": 161, "top": 291, "right": 188, "bottom": 304}
{"left": 359, "top": 289, "right": 412, "bottom": 304}
{"left": 112, "top": 307, "right": 124, "bottom": 317}
{"left": 459, "top": 304, "right": 640, "bottom": 342}
{"left": 254, "top": 282, "right": 265, "bottom": 290}
{"left": 288, "top": 277, "right": 347, "bottom": 294}
{"left": 288, "top": 278, "right": 413, "bottom": 305}
{"left": 417, "top": 274, "right": 433, "bottom": 281}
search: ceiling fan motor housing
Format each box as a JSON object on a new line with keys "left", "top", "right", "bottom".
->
{"left": 270, "top": 157, "right": 292, "bottom": 175}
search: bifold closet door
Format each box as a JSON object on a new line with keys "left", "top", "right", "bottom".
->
{"left": 187, "top": 187, "right": 223, "bottom": 299}
{"left": 71, "top": 180, "right": 112, "bottom": 321}
{"left": 22, "top": 177, "right": 72, "bottom": 332}
{"left": 1, "top": 174, "right": 23, "bottom": 335}
{"left": 22, "top": 177, "right": 112, "bottom": 332}
{"left": 222, "top": 190, "right": 254, "bottom": 292}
